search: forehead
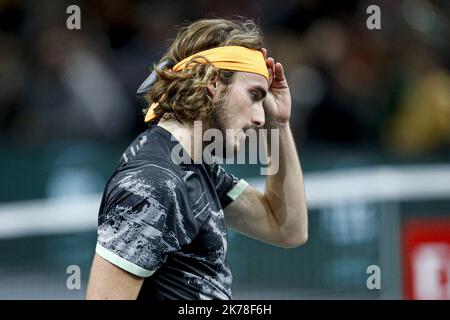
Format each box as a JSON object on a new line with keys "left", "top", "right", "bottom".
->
{"left": 232, "top": 71, "right": 268, "bottom": 89}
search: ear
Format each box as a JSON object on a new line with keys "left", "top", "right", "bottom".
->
{"left": 206, "top": 74, "right": 219, "bottom": 97}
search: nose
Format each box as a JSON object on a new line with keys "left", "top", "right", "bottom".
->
{"left": 251, "top": 103, "right": 265, "bottom": 128}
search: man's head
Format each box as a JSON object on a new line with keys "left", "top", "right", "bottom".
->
{"left": 144, "top": 18, "right": 268, "bottom": 154}
{"left": 206, "top": 71, "right": 268, "bottom": 154}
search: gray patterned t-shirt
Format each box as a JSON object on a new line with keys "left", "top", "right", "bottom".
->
{"left": 95, "top": 124, "right": 249, "bottom": 300}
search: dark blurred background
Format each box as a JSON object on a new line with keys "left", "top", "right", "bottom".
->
{"left": 0, "top": 0, "right": 449, "bottom": 299}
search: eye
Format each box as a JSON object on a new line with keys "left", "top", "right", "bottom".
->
{"left": 249, "top": 91, "right": 259, "bottom": 101}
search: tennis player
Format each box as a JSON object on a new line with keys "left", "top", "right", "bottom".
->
{"left": 86, "top": 18, "right": 308, "bottom": 300}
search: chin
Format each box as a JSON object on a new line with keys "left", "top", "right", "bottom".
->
{"left": 219, "top": 139, "right": 240, "bottom": 159}
{"left": 217, "top": 131, "right": 244, "bottom": 159}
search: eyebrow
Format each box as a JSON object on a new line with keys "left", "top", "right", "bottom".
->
{"left": 250, "top": 85, "right": 267, "bottom": 100}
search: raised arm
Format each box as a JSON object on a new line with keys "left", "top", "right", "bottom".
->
{"left": 224, "top": 124, "right": 308, "bottom": 248}
{"left": 224, "top": 51, "right": 308, "bottom": 248}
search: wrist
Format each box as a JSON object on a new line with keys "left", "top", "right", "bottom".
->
{"left": 265, "top": 120, "right": 290, "bottom": 129}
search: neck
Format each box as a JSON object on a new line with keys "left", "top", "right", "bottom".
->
{"left": 157, "top": 116, "right": 206, "bottom": 163}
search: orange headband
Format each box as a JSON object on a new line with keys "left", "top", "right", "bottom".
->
{"left": 144, "top": 46, "right": 268, "bottom": 122}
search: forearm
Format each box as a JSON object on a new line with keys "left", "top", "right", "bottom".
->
{"left": 264, "top": 123, "right": 308, "bottom": 245}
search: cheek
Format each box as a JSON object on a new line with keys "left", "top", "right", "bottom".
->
{"left": 220, "top": 88, "right": 253, "bottom": 132}
{"left": 228, "top": 86, "right": 250, "bottom": 106}
{"left": 228, "top": 91, "right": 252, "bottom": 118}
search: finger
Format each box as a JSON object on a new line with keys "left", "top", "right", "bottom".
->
{"left": 268, "top": 68, "right": 274, "bottom": 87}
{"left": 266, "top": 57, "right": 275, "bottom": 74}
{"left": 274, "top": 62, "right": 285, "bottom": 81}
{"left": 265, "top": 57, "right": 272, "bottom": 80}
{"left": 261, "top": 48, "right": 267, "bottom": 60}
{"left": 269, "top": 58, "right": 276, "bottom": 79}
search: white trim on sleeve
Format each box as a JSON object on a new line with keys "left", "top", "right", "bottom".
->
{"left": 95, "top": 243, "right": 155, "bottom": 278}
{"left": 226, "top": 179, "right": 249, "bottom": 201}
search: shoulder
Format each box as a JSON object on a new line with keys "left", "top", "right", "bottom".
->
{"left": 109, "top": 164, "right": 186, "bottom": 203}
{"left": 120, "top": 127, "right": 178, "bottom": 167}
{"left": 113, "top": 128, "right": 188, "bottom": 193}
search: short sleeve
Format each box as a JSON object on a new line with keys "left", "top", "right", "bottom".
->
{"left": 95, "top": 167, "right": 196, "bottom": 277}
{"left": 210, "top": 163, "right": 249, "bottom": 209}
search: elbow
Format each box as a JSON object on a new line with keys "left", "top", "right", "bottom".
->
{"left": 278, "top": 232, "right": 308, "bottom": 249}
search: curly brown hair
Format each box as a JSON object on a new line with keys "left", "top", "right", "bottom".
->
{"left": 143, "top": 18, "right": 264, "bottom": 124}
